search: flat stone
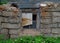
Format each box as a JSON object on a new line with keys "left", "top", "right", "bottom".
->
{"left": 41, "top": 13, "right": 51, "bottom": 17}
{"left": 42, "top": 16, "right": 51, "bottom": 19}
{"left": 51, "top": 23, "right": 58, "bottom": 28}
{"left": 2, "top": 11, "right": 13, "bottom": 16}
{"left": 10, "top": 34, "right": 19, "bottom": 38}
{"left": 2, "top": 17, "right": 9, "bottom": 22}
{"left": 19, "top": 29, "right": 40, "bottom": 36}
{"left": 0, "top": 17, "right": 3, "bottom": 22}
{"left": 2, "top": 11, "right": 20, "bottom": 16}
{"left": 2, "top": 23, "right": 20, "bottom": 29}
{"left": 45, "top": 24, "right": 52, "bottom": 28}
{"left": 0, "top": 12, "right": 1, "bottom": 15}
{"left": 53, "top": 17, "right": 60, "bottom": 22}
{"left": 2, "top": 17, "right": 20, "bottom": 23}
{"left": 41, "top": 19, "right": 51, "bottom": 24}
{"left": 40, "top": 29, "right": 51, "bottom": 33}
{"left": 1, "top": 29, "right": 8, "bottom": 34}
{"left": 52, "top": 29, "right": 60, "bottom": 33}
{"left": 58, "top": 24, "right": 60, "bottom": 27}
{"left": 8, "top": 18, "right": 20, "bottom": 23}
{"left": 52, "top": 12, "right": 60, "bottom": 16}
{"left": 9, "top": 29, "right": 19, "bottom": 34}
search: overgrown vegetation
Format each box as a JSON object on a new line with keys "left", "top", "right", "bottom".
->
{"left": 0, "top": 35, "right": 60, "bottom": 43}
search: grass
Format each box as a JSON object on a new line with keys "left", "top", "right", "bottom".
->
{"left": 0, "top": 35, "right": 60, "bottom": 43}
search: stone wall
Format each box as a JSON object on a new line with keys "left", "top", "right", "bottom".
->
{"left": 40, "top": 8, "right": 60, "bottom": 37}
{"left": 0, "top": 8, "right": 60, "bottom": 39}
{"left": 0, "top": 10, "right": 21, "bottom": 39}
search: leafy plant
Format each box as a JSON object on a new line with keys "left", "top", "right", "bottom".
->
{"left": 0, "top": 35, "right": 60, "bottom": 43}
{"left": 54, "top": 37, "right": 60, "bottom": 43}
{"left": 45, "top": 37, "right": 56, "bottom": 43}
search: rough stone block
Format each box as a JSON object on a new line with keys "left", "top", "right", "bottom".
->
{"left": 40, "top": 29, "right": 51, "bottom": 33}
{"left": 52, "top": 12, "right": 60, "bottom": 16}
{"left": 2, "top": 17, "right": 9, "bottom": 22}
{"left": 51, "top": 33, "right": 60, "bottom": 37}
{"left": 41, "top": 13, "right": 51, "bottom": 17}
{"left": 10, "top": 34, "right": 19, "bottom": 38}
{"left": 2, "top": 17, "right": 20, "bottom": 23}
{"left": 51, "top": 23, "right": 58, "bottom": 28}
{"left": 41, "top": 19, "right": 51, "bottom": 24}
{"left": 9, "top": 29, "right": 19, "bottom": 34}
{"left": 0, "top": 12, "right": 2, "bottom": 15}
{"left": 0, "top": 17, "right": 3, "bottom": 22}
{"left": 1, "top": 29, "right": 8, "bottom": 34}
{"left": 40, "top": 24, "right": 45, "bottom": 29}
{"left": 41, "top": 33, "right": 53, "bottom": 37}
{"left": 46, "top": 23, "right": 57, "bottom": 28}
{"left": 8, "top": 18, "right": 20, "bottom": 23}
{"left": 19, "top": 29, "right": 40, "bottom": 36}
{"left": 52, "top": 29, "right": 60, "bottom": 33}
{"left": 2, "top": 11, "right": 19, "bottom": 16}
{"left": 2, "top": 23, "right": 20, "bottom": 28}
{"left": 53, "top": 17, "right": 60, "bottom": 22}
{"left": 40, "top": 24, "right": 51, "bottom": 29}
{"left": 58, "top": 24, "right": 60, "bottom": 27}
{"left": 45, "top": 24, "right": 52, "bottom": 28}
{"left": 2, "top": 11, "right": 13, "bottom": 16}
{"left": 42, "top": 16, "right": 51, "bottom": 19}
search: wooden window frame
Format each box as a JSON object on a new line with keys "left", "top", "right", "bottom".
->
{"left": 20, "top": 8, "right": 40, "bottom": 29}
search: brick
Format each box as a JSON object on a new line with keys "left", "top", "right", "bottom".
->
{"left": 2, "top": 23, "right": 20, "bottom": 28}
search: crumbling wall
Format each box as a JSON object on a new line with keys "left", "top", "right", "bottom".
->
{"left": 40, "top": 6, "right": 60, "bottom": 37}
{"left": 0, "top": 10, "right": 21, "bottom": 39}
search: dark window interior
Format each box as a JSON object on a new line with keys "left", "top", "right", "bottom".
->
{"left": 33, "top": 14, "right": 37, "bottom": 20}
